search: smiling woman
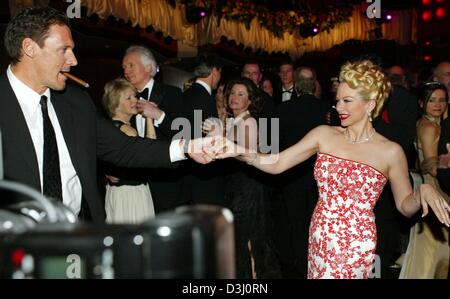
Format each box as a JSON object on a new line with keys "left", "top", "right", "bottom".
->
{"left": 101, "top": 78, "right": 156, "bottom": 224}
{"left": 400, "top": 82, "right": 450, "bottom": 279}
{"left": 217, "top": 59, "right": 450, "bottom": 279}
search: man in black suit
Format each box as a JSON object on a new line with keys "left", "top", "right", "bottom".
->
{"left": 122, "top": 45, "right": 184, "bottom": 213}
{"left": 274, "top": 66, "right": 328, "bottom": 278}
{"left": 123, "top": 45, "right": 182, "bottom": 140}
{"left": 0, "top": 6, "right": 211, "bottom": 223}
{"left": 180, "top": 54, "right": 226, "bottom": 206}
{"left": 274, "top": 60, "right": 295, "bottom": 105}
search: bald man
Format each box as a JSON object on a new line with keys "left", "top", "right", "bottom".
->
{"left": 434, "top": 61, "right": 450, "bottom": 94}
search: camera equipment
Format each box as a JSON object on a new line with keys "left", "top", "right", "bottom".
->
{"left": 0, "top": 202, "right": 235, "bottom": 278}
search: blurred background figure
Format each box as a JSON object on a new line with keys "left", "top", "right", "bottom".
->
{"left": 400, "top": 82, "right": 449, "bottom": 279}
{"left": 386, "top": 64, "right": 408, "bottom": 89}
{"left": 261, "top": 76, "right": 274, "bottom": 98}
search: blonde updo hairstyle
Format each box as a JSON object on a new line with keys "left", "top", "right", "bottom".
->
{"left": 339, "top": 60, "right": 391, "bottom": 119}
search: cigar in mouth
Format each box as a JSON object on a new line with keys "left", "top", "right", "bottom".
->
{"left": 61, "top": 72, "right": 90, "bottom": 88}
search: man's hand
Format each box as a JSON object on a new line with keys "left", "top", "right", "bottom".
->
{"left": 105, "top": 175, "right": 120, "bottom": 184}
{"left": 438, "top": 143, "right": 450, "bottom": 169}
{"left": 186, "top": 137, "right": 219, "bottom": 164}
{"left": 137, "top": 100, "right": 163, "bottom": 120}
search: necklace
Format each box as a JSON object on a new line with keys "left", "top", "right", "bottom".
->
{"left": 344, "top": 128, "right": 376, "bottom": 144}
{"left": 423, "top": 114, "right": 440, "bottom": 126}
{"left": 112, "top": 118, "right": 131, "bottom": 125}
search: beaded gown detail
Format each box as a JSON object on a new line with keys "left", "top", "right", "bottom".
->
{"left": 308, "top": 153, "right": 387, "bottom": 279}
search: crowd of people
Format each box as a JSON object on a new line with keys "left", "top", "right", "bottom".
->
{"left": 1, "top": 6, "right": 449, "bottom": 279}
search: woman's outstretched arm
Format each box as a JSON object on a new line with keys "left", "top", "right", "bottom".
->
{"left": 217, "top": 125, "right": 329, "bottom": 175}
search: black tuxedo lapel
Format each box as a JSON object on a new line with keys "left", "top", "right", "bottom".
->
{"left": 0, "top": 75, "right": 40, "bottom": 188}
{"left": 50, "top": 91, "right": 81, "bottom": 178}
{"left": 150, "top": 82, "right": 164, "bottom": 106}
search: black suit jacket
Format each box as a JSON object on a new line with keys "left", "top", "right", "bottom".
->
{"left": 180, "top": 82, "right": 225, "bottom": 206}
{"left": 275, "top": 94, "right": 328, "bottom": 186}
{"left": 0, "top": 75, "right": 173, "bottom": 223}
{"left": 374, "top": 85, "right": 418, "bottom": 167}
{"left": 182, "top": 82, "right": 217, "bottom": 139}
{"left": 373, "top": 85, "right": 418, "bottom": 220}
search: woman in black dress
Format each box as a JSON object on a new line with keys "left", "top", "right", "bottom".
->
{"left": 223, "top": 78, "right": 281, "bottom": 278}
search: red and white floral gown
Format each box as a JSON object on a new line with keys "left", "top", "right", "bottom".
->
{"left": 308, "top": 153, "right": 387, "bottom": 279}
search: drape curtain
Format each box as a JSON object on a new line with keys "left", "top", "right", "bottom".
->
{"left": 8, "top": 0, "right": 49, "bottom": 16}
{"left": 81, "top": 0, "right": 417, "bottom": 58}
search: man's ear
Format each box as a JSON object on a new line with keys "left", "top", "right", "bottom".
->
{"left": 145, "top": 64, "right": 153, "bottom": 76}
{"left": 22, "top": 38, "right": 37, "bottom": 58}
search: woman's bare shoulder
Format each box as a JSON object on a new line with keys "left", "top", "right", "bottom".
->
{"left": 418, "top": 120, "right": 439, "bottom": 136}
{"left": 311, "top": 125, "right": 341, "bottom": 135}
{"left": 377, "top": 137, "right": 405, "bottom": 161}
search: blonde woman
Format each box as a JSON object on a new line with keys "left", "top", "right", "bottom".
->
{"left": 102, "top": 78, "right": 155, "bottom": 224}
{"left": 217, "top": 60, "right": 450, "bottom": 279}
{"left": 400, "top": 82, "right": 449, "bottom": 278}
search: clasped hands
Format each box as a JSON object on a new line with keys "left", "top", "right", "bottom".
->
{"left": 186, "top": 135, "right": 245, "bottom": 165}
{"left": 136, "top": 99, "right": 163, "bottom": 120}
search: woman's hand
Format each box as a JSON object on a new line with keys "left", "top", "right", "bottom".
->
{"left": 419, "top": 184, "right": 450, "bottom": 227}
{"left": 201, "top": 118, "right": 223, "bottom": 137}
{"left": 438, "top": 143, "right": 450, "bottom": 169}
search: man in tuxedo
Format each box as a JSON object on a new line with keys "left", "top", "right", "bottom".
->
{"left": 274, "top": 61, "right": 295, "bottom": 105}
{"left": 122, "top": 45, "right": 182, "bottom": 140}
{"left": 180, "top": 54, "right": 226, "bottom": 206}
{"left": 273, "top": 66, "right": 328, "bottom": 278}
{"left": 122, "top": 45, "right": 185, "bottom": 213}
{"left": 0, "top": 6, "right": 211, "bottom": 223}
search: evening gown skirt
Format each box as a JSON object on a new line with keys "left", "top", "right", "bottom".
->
{"left": 225, "top": 167, "right": 281, "bottom": 279}
{"left": 105, "top": 183, "right": 155, "bottom": 224}
{"left": 308, "top": 153, "right": 387, "bottom": 279}
{"left": 399, "top": 146, "right": 449, "bottom": 279}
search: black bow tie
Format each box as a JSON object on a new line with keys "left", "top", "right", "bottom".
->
{"left": 282, "top": 88, "right": 293, "bottom": 94}
{"left": 137, "top": 88, "right": 149, "bottom": 100}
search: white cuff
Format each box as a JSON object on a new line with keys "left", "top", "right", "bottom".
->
{"left": 169, "top": 139, "right": 187, "bottom": 162}
{"left": 154, "top": 112, "right": 165, "bottom": 127}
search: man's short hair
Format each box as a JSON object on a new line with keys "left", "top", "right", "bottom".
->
{"left": 4, "top": 6, "right": 69, "bottom": 65}
{"left": 278, "top": 59, "right": 294, "bottom": 70}
{"left": 194, "top": 53, "right": 222, "bottom": 78}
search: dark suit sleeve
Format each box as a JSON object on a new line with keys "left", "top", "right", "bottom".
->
{"left": 96, "top": 113, "right": 175, "bottom": 169}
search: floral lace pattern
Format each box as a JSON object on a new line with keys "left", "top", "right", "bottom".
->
{"left": 308, "top": 153, "right": 387, "bottom": 279}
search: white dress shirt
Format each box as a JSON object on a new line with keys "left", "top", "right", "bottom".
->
{"left": 136, "top": 78, "right": 165, "bottom": 137}
{"left": 281, "top": 85, "right": 294, "bottom": 102}
{"left": 7, "top": 66, "right": 83, "bottom": 216}
{"left": 195, "top": 79, "right": 212, "bottom": 95}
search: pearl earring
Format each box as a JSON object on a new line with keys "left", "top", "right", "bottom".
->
{"left": 367, "top": 110, "right": 372, "bottom": 122}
